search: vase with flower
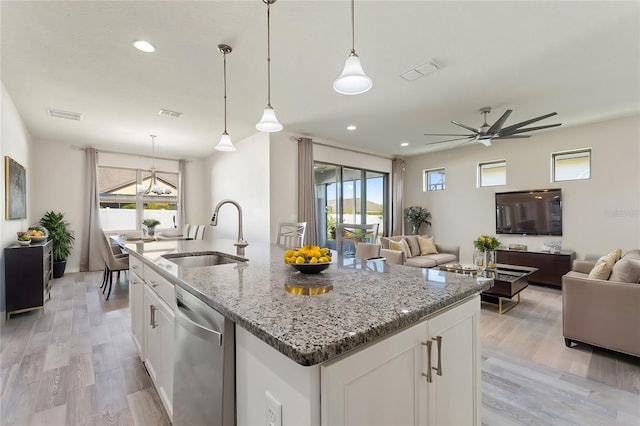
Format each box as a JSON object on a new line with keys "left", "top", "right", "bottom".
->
{"left": 403, "top": 206, "right": 432, "bottom": 235}
{"left": 142, "top": 218, "right": 161, "bottom": 237}
{"left": 473, "top": 235, "right": 501, "bottom": 270}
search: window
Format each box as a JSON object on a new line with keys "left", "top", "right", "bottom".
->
{"left": 424, "top": 168, "right": 445, "bottom": 191}
{"left": 98, "top": 166, "right": 179, "bottom": 231}
{"left": 552, "top": 149, "right": 591, "bottom": 181}
{"left": 478, "top": 160, "right": 506, "bottom": 187}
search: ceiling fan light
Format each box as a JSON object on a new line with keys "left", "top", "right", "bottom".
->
{"left": 478, "top": 139, "right": 492, "bottom": 147}
{"left": 256, "top": 106, "right": 283, "bottom": 132}
{"left": 333, "top": 52, "right": 372, "bottom": 95}
{"left": 215, "top": 132, "right": 236, "bottom": 151}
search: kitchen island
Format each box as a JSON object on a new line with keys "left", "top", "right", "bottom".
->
{"left": 127, "top": 238, "right": 492, "bottom": 425}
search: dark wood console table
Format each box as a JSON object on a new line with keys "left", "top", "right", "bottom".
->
{"left": 4, "top": 240, "right": 53, "bottom": 319}
{"left": 496, "top": 249, "right": 575, "bottom": 288}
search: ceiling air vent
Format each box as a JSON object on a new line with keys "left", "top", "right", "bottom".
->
{"left": 47, "top": 108, "right": 82, "bottom": 121}
{"left": 400, "top": 61, "right": 439, "bottom": 82}
{"left": 159, "top": 108, "right": 183, "bottom": 118}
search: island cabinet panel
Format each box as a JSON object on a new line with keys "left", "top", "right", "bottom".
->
{"left": 321, "top": 296, "right": 480, "bottom": 426}
{"left": 128, "top": 257, "right": 145, "bottom": 358}
{"left": 321, "top": 321, "right": 428, "bottom": 426}
{"left": 236, "top": 327, "right": 321, "bottom": 426}
{"left": 127, "top": 255, "right": 174, "bottom": 423}
{"left": 143, "top": 284, "right": 175, "bottom": 420}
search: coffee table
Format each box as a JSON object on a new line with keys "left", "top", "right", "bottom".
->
{"left": 436, "top": 263, "right": 537, "bottom": 314}
{"left": 480, "top": 264, "right": 538, "bottom": 314}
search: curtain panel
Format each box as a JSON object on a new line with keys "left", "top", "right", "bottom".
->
{"left": 80, "top": 148, "right": 104, "bottom": 271}
{"left": 298, "top": 138, "right": 318, "bottom": 245}
{"left": 392, "top": 158, "right": 404, "bottom": 236}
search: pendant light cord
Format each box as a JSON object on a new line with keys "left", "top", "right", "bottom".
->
{"left": 351, "top": 0, "right": 355, "bottom": 54}
{"left": 266, "top": 1, "right": 272, "bottom": 107}
{"left": 223, "top": 51, "right": 228, "bottom": 133}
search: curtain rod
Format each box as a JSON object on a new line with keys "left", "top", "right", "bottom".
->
{"left": 73, "top": 145, "right": 185, "bottom": 162}
{"left": 291, "top": 136, "right": 395, "bottom": 161}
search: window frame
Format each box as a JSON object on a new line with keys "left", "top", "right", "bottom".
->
{"left": 551, "top": 148, "right": 591, "bottom": 182}
{"left": 478, "top": 160, "right": 507, "bottom": 188}
{"left": 423, "top": 168, "right": 446, "bottom": 191}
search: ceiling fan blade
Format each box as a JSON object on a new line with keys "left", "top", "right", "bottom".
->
{"left": 499, "top": 112, "right": 558, "bottom": 134}
{"left": 451, "top": 120, "right": 479, "bottom": 133}
{"left": 425, "top": 136, "right": 471, "bottom": 145}
{"left": 501, "top": 123, "right": 562, "bottom": 136}
{"left": 423, "top": 133, "right": 473, "bottom": 137}
{"left": 495, "top": 135, "right": 531, "bottom": 139}
{"left": 486, "top": 110, "right": 512, "bottom": 134}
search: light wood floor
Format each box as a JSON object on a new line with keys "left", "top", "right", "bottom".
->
{"left": 1, "top": 272, "right": 639, "bottom": 425}
{"left": 480, "top": 284, "right": 640, "bottom": 395}
{"left": 0, "top": 271, "right": 170, "bottom": 426}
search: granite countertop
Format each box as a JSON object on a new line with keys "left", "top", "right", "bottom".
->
{"left": 127, "top": 238, "right": 493, "bottom": 366}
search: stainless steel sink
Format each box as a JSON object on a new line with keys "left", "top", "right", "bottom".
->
{"left": 162, "top": 251, "right": 247, "bottom": 267}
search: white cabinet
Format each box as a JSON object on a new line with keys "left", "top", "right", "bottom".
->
{"left": 129, "top": 255, "right": 175, "bottom": 421}
{"left": 129, "top": 258, "right": 145, "bottom": 358}
{"left": 321, "top": 296, "right": 480, "bottom": 426}
{"left": 143, "top": 285, "right": 175, "bottom": 418}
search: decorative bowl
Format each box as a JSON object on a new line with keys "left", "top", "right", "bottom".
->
{"left": 290, "top": 263, "right": 330, "bottom": 274}
{"left": 30, "top": 235, "right": 47, "bottom": 242}
{"left": 17, "top": 239, "right": 31, "bottom": 246}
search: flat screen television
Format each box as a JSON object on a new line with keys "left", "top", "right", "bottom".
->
{"left": 495, "top": 189, "right": 562, "bottom": 236}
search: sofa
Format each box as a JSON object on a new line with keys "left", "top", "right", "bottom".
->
{"left": 380, "top": 235, "right": 459, "bottom": 268}
{"left": 562, "top": 249, "right": 640, "bottom": 357}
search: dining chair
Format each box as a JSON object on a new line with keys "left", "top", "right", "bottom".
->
{"left": 100, "top": 230, "right": 129, "bottom": 300}
{"left": 337, "top": 223, "right": 380, "bottom": 257}
{"left": 380, "top": 248, "right": 404, "bottom": 265}
{"left": 355, "top": 242, "right": 381, "bottom": 260}
{"left": 276, "top": 222, "right": 307, "bottom": 249}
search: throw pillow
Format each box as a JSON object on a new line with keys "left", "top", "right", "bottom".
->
{"left": 404, "top": 236, "right": 421, "bottom": 257}
{"left": 588, "top": 261, "right": 613, "bottom": 280}
{"left": 401, "top": 239, "right": 413, "bottom": 259}
{"left": 389, "top": 239, "right": 412, "bottom": 260}
{"left": 609, "top": 258, "right": 640, "bottom": 283}
{"left": 622, "top": 249, "right": 640, "bottom": 260}
{"left": 417, "top": 235, "right": 438, "bottom": 255}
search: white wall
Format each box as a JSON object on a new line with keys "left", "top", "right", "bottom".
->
{"left": 269, "top": 132, "right": 298, "bottom": 243}
{"left": 1, "top": 83, "right": 34, "bottom": 315}
{"left": 403, "top": 115, "right": 640, "bottom": 262}
{"left": 183, "top": 158, "right": 208, "bottom": 225}
{"left": 205, "top": 132, "right": 271, "bottom": 244}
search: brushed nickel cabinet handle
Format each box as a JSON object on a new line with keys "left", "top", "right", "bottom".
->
{"left": 149, "top": 305, "right": 158, "bottom": 328}
{"left": 421, "top": 340, "right": 433, "bottom": 383}
{"left": 148, "top": 280, "right": 158, "bottom": 288}
{"left": 131, "top": 264, "right": 139, "bottom": 269}
{"left": 432, "top": 336, "right": 442, "bottom": 376}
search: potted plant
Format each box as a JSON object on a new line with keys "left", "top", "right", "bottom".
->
{"left": 39, "top": 211, "right": 75, "bottom": 278}
{"left": 142, "top": 218, "right": 161, "bottom": 237}
{"left": 403, "top": 206, "right": 432, "bottom": 235}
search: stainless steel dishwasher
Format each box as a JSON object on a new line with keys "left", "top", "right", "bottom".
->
{"left": 173, "top": 286, "right": 235, "bottom": 426}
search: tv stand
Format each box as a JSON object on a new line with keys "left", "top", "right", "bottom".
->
{"left": 496, "top": 249, "right": 575, "bottom": 288}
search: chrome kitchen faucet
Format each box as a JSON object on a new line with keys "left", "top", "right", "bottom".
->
{"left": 210, "top": 199, "right": 248, "bottom": 257}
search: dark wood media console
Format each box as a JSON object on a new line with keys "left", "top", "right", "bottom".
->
{"left": 496, "top": 249, "right": 575, "bottom": 288}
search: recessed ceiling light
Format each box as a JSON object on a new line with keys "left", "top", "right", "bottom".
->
{"left": 347, "top": 125, "right": 357, "bottom": 131}
{"left": 400, "top": 142, "right": 409, "bottom": 147}
{"left": 133, "top": 40, "right": 155, "bottom": 53}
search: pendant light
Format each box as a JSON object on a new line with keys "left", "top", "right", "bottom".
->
{"left": 333, "top": 0, "right": 372, "bottom": 95}
{"left": 137, "top": 135, "right": 171, "bottom": 195}
{"left": 215, "top": 44, "right": 236, "bottom": 151}
{"left": 256, "top": 0, "right": 283, "bottom": 132}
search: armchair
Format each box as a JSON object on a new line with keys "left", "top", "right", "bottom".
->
{"left": 562, "top": 252, "right": 640, "bottom": 357}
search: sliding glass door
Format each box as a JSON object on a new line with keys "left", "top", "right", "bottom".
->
{"left": 315, "top": 162, "right": 388, "bottom": 249}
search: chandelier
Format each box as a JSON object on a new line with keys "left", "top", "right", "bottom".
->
{"left": 137, "top": 135, "right": 171, "bottom": 195}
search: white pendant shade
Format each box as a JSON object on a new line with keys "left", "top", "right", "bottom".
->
{"left": 334, "top": 52, "right": 372, "bottom": 95}
{"left": 256, "top": 106, "right": 283, "bottom": 132}
{"left": 215, "top": 132, "right": 236, "bottom": 151}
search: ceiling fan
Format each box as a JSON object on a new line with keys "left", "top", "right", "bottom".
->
{"left": 424, "top": 107, "right": 562, "bottom": 147}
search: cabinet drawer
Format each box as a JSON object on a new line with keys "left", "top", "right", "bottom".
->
{"left": 129, "top": 255, "right": 144, "bottom": 275}
{"left": 144, "top": 266, "right": 176, "bottom": 309}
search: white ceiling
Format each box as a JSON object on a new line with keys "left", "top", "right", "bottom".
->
{"left": 2, "top": 1, "right": 638, "bottom": 159}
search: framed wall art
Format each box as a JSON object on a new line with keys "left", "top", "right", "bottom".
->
{"left": 5, "top": 156, "right": 27, "bottom": 220}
